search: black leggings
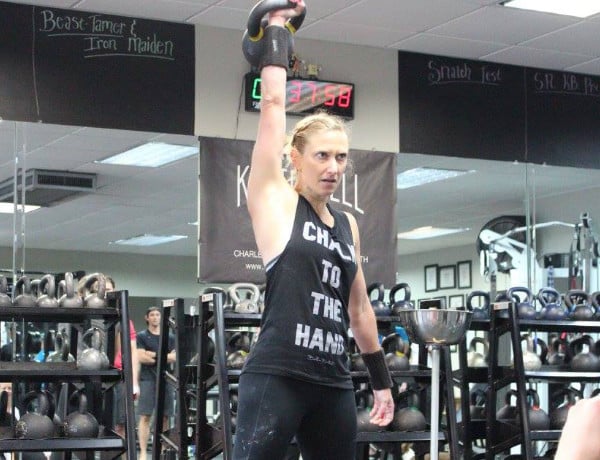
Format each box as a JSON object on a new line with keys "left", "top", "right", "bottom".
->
{"left": 232, "top": 373, "right": 357, "bottom": 460}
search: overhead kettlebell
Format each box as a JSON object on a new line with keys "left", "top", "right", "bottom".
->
{"left": 496, "top": 389, "right": 519, "bottom": 422}
{"left": 536, "top": 287, "right": 568, "bottom": 320}
{"left": 389, "top": 282, "right": 413, "bottom": 316}
{"left": 567, "top": 334, "right": 600, "bottom": 372}
{"left": 228, "top": 283, "right": 261, "bottom": 314}
{"left": 82, "top": 273, "right": 107, "bottom": 308}
{"left": 565, "top": 289, "right": 595, "bottom": 320}
{"left": 0, "top": 275, "right": 12, "bottom": 308}
{"left": 466, "top": 290, "right": 490, "bottom": 320}
{"left": 63, "top": 392, "right": 99, "bottom": 438}
{"left": 467, "top": 336, "right": 489, "bottom": 368}
{"left": 507, "top": 286, "right": 537, "bottom": 320}
{"left": 381, "top": 332, "right": 410, "bottom": 371}
{"left": 390, "top": 390, "right": 427, "bottom": 432}
{"left": 36, "top": 274, "right": 59, "bottom": 308}
{"left": 518, "top": 388, "right": 550, "bottom": 430}
{"left": 242, "top": 0, "right": 306, "bottom": 69}
{"left": 77, "top": 327, "right": 109, "bottom": 370}
{"left": 14, "top": 391, "right": 56, "bottom": 439}
{"left": 58, "top": 272, "right": 83, "bottom": 308}
{"left": 368, "top": 282, "right": 390, "bottom": 316}
{"left": 12, "top": 276, "right": 37, "bottom": 307}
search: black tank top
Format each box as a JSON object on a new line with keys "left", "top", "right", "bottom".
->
{"left": 242, "top": 195, "right": 358, "bottom": 389}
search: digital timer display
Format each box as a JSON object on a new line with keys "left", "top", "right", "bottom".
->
{"left": 244, "top": 72, "right": 355, "bottom": 119}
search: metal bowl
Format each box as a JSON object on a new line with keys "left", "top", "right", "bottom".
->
{"left": 396, "top": 309, "right": 473, "bottom": 346}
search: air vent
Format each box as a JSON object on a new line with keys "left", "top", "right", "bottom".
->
{"left": 0, "top": 169, "right": 97, "bottom": 206}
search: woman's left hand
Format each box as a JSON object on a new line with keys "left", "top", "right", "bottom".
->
{"left": 370, "top": 388, "right": 394, "bottom": 426}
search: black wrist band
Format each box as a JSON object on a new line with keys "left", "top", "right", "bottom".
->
{"left": 260, "top": 25, "right": 290, "bottom": 70}
{"left": 362, "top": 348, "right": 393, "bottom": 390}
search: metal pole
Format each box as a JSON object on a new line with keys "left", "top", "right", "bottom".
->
{"left": 430, "top": 345, "right": 440, "bottom": 460}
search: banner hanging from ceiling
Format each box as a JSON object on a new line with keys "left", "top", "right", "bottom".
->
{"left": 198, "top": 137, "right": 397, "bottom": 286}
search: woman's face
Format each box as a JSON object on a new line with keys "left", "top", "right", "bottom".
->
{"left": 294, "top": 129, "right": 349, "bottom": 198}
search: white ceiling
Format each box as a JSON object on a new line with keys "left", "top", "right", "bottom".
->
{"left": 1, "top": 0, "right": 600, "bottom": 262}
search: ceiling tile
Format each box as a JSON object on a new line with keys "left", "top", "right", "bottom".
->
{"left": 482, "top": 46, "right": 593, "bottom": 70}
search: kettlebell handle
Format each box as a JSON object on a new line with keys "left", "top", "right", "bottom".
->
{"left": 367, "top": 282, "right": 385, "bottom": 303}
{"left": 469, "top": 336, "right": 489, "bottom": 354}
{"left": 537, "top": 287, "right": 561, "bottom": 308}
{"left": 84, "top": 273, "right": 106, "bottom": 298}
{"left": 39, "top": 274, "right": 56, "bottom": 298}
{"left": 466, "top": 290, "right": 490, "bottom": 311}
{"left": 389, "top": 283, "right": 411, "bottom": 303}
{"left": 564, "top": 289, "right": 590, "bottom": 309}
{"left": 247, "top": 0, "right": 306, "bottom": 39}
{"left": 228, "top": 283, "right": 260, "bottom": 304}
{"left": 507, "top": 286, "right": 533, "bottom": 304}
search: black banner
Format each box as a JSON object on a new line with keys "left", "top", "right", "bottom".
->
{"left": 0, "top": 1, "right": 195, "bottom": 134}
{"left": 198, "top": 137, "right": 397, "bottom": 286}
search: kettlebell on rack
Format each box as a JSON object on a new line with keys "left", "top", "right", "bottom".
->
{"left": 389, "top": 282, "right": 413, "bottom": 315}
{"left": 550, "top": 387, "right": 580, "bottom": 429}
{"left": 77, "top": 327, "right": 109, "bottom": 370}
{"left": 13, "top": 276, "right": 37, "bottom": 307}
{"left": 466, "top": 290, "right": 490, "bottom": 320}
{"left": 58, "top": 272, "right": 83, "bottom": 308}
{"left": 567, "top": 334, "right": 600, "bottom": 372}
{"left": 0, "top": 275, "right": 12, "bottom": 308}
{"left": 546, "top": 335, "right": 567, "bottom": 366}
{"left": 355, "top": 389, "right": 381, "bottom": 432}
{"left": 14, "top": 391, "right": 56, "bottom": 439}
{"left": 496, "top": 389, "right": 519, "bottom": 422}
{"left": 467, "top": 336, "right": 489, "bottom": 368}
{"left": 537, "top": 287, "right": 568, "bottom": 320}
{"left": 390, "top": 390, "right": 427, "bottom": 432}
{"left": 368, "top": 282, "right": 390, "bottom": 316}
{"left": 381, "top": 332, "right": 410, "bottom": 371}
{"left": 518, "top": 388, "right": 550, "bottom": 430}
{"left": 226, "top": 332, "right": 251, "bottom": 369}
{"left": 517, "top": 334, "right": 546, "bottom": 371}
{"left": 565, "top": 289, "right": 595, "bottom": 320}
{"left": 47, "top": 330, "right": 75, "bottom": 363}
{"left": 82, "top": 273, "right": 107, "bottom": 308}
{"left": 592, "top": 291, "right": 600, "bottom": 320}
{"left": 36, "top": 274, "right": 59, "bottom": 308}
{"left": 469, "top": 388, "right": 487, "bottom": 420}
{"left": 507, "top": 286, "right": 538, "bottom": 320}
{"left": 63, "top": 392, "right": 99, "bottom": 438}
{"left": 228, "top": 283, "right": 261, "bottom": 314}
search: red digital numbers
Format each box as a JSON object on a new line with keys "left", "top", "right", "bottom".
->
{"left": 284, "top": 79, "right": 353, "bottom": 115}
{"left": 337, "top": 85, "right": 352, "bottom": 108}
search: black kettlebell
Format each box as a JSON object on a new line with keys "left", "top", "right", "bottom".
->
{"left": 350, "top": 352, "right": 366, "bottom": 372}
{"left": 368, "top": 282, "right": 390, "bottom": 316}
{"left": 550, "top": 387, "right": 579, "bottom": 429}
{"left": 507, "top": 286, "right": 537, "bottom": 320}
{"left": 546, "top": 335, "right": 566, "bottom": 366}
{"left": 566, "top": 289, "right": 595, "bottom": 320}
{"left": 15, "top": 391, "right": 56, "bottom": 439}
{"left": 467, "top": 336, "right": 489, "bottom": 368}
{"left": 469, "top": 388, "right": 486, "bottom": 420}
{"left": 389, "top": 282, "right": 413, "bottom": 315}
{"left": 592, "top": 291, "right": 600, "bottom": 320}
{"left": 0, "top": 389, "right": 10, "bottom": 427}
{"left": 519, "top": 388, "right": 550, "bottom": 430}
{"left": 64, "top": 392, "right": 99, "bottom": 438}
{"left": 13, "top": 276, "right": 37, "bottom": 307}
{"left": 537, "top": 287, "right": 568, "bottom": 320}
{"left": 381, "top": 333, "right": 410, "bottom": 371}
{"left": 58, "top": 272, "right": 84, "bottom": 308}
{"left": 466, "top": 290, "right": 490, "bottom": 320}
{"left": 36, "top": 274, "right": 59, "bottom": 308}
{"left": 242, "top": 0, "right": 306, "bottom": 69}
{"left": 496, "top": 389, "right": 519, "bottom": 422}
{"left": 0, "top": 275, "right": 12, "bottom": 308}
{"left": 567, "top": 334, "right": 600, "bottom": 371}
{"left": 390, "top": 390, "right": 427, "bottom": 432}
{"left": 355, "top": 389, "right": 381, "bottom": 432}
{"left": 82, "top": 273, "right": 107, "bottom": 308}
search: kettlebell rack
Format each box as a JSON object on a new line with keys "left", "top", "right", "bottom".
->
{"left": 456, "top": 300, "right": 600, "bottom": 459}
{"left": 0, "top": 289, "right": 136, "bottom": 460}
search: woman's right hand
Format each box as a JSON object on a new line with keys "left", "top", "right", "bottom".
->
{"left": 268, "top": 0, "right": 306, "bottom": 25}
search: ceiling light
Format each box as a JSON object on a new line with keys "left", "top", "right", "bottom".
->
{"left": 0, "top": 203, "right": 41, "bottom": 214}
{"left": 502, "top": 0, "right": 600, "bottom": 18}
{"left": 110, "top": 234, "right": 188, "bottom": 246}
{"left": 397, "top": 226, "right": 470, "bottom": 240}
{"left": 397, "top": 167, "right": 474, "bottom": 189}
{"left": 97, "top": 142, "right": 198, "bottom": 167}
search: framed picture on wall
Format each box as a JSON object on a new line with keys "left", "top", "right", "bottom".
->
{"left": 457, "top": 260, "right": 472, "bottom": 289}
{"left": 424, "top": 264, "right": 438, "bottom": 292}
{"left": 449, "top": 294, "right": 464, "bottom": 309}
{"left": 438, "top": 265, "right": 456, "bottom": 289}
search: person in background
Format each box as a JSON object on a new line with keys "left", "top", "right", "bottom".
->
{"left": 555, "top": 393, "right": 600, "bottom": 460}
{"left": 234, "top": 1, "right": 394, "bottom": 459}
{"left": 136, "top": 306, "right": 176, "bottom": 460}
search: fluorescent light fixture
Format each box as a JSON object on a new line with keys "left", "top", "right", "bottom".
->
{"left": 397, "top": 226, "right": 470, "bottom": 240}
{"left": 502, "top": 0, "right": 600, "bottom": 17}
{"left": 397, "top": 167, "right": 474, "bottom": 190}
{"left": 0, "top": 203, "right": 41, "bottom": 214}
{"left": 97, "top": 142, "right": 198, "bottom": 167}
{"left": 110, "top": 234, "right": 188, "bottom": 246}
